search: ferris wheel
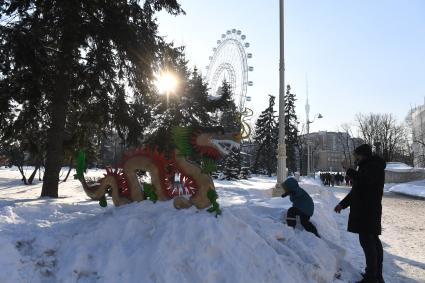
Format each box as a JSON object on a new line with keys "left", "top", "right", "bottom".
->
{"left": 206, "top": 29, "right": 253, "bottom": 112}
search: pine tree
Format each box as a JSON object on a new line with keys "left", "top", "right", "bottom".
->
{"left": 284, "top": 85, "right": 299, "bottom": 174}
{"left": 217, "top": 81, "right": 240, "bottom": 133}
{"left": 239, "top": 166, "right": 251, "bottom": 179}
{"left": 221, "top": 148, "right": 241, "bottom": 180}
{"left": 214, "top": 81, "right": 241, "bottom": 178}
{"left": 0, "top": 1, "right": 183, "bottom": 197}
{"left": 147, "top": 52, "right": 234, "bottom": 152}
{"left": 253, "top": 95, "right": 278, "bottom": 177}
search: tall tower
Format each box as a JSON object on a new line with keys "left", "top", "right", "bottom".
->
{"left": 305, "top": 75, "right": 312, "bottom": 175}
{"left": 305, "top": 75, "right": 310, "bottom": 134}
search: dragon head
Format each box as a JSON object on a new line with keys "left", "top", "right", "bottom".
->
{"left": 172, "top": 126, "right": 240, "bottom": 160}
{"left": 191, "top": 127, "right": 241, "bottom": 159}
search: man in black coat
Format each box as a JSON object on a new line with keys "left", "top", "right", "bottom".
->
{"left": 334, "top": 144, "right": 386, "bottom": 283}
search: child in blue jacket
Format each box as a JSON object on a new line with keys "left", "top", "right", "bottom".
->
{"left": 281, "top": 178, "right": 320, "bottom": 238}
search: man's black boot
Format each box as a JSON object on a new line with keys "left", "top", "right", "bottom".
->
{"left": 360, "top": 272, "right": 384, "bottom": 283}
{"left": 356, "top": 278, "right": 378, "bottom": 283}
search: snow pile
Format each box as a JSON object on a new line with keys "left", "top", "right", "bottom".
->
{"left": 0, "top": 169, "right": 356, "bottom": 283}
{"left": 385, "top": 179, "right": 425, "bottom": 199}
{"left": 385, "top": 162, "right": 413, "bottom": 172}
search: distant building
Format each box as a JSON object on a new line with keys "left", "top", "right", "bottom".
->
{"left": 411, "top": 104, "right": 425, "bottom": 167}
{"left": 301, "top": 131, "right": 363, "bottom": 173}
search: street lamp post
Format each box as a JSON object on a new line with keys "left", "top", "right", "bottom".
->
{"left": 273, "top": 0, "right": 287, "bottom": 196}
{"left": 306, "top": 114, "right": 323, "bottom": 175}
{"left": 307, "top": 139, "right": 311, "bottom": 175}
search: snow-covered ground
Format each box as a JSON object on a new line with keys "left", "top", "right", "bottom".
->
{"left": 385, "top": 180, "right": 425, "bottom": 199}
{"left": 0, "top": 167, "right": 423, "bottom": 283}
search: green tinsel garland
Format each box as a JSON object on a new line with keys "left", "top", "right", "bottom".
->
{"left": 207, "top": 188, "right": 221, "bottom": 217}
{"left": 143, "top": 183, "right": 158, "bottom": 203}
{"left": 99, "top": 195, "right": 108, "bottom": 207}
{"left": 75, "top": 150, "right": 86, "bottom": 179}
{"left": 202, "top": 157, "right": 217, "bottom": 174}
{"left": 172, "top": 127, "right": 193, "bottom": 156}
{"left": 75, "top": 150, "right": 108, "bottom": 207}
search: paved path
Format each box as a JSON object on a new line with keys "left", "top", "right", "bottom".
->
{"left": 332, "top": 186, "right": 425, "bottom": 283}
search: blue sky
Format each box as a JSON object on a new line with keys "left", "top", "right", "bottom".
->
{"left": 157, "top": 0, "right": 425, "bottom": 133}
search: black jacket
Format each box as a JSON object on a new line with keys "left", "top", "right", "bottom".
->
{"left": 339, "top": 155, "right": 386, "bottom": 235}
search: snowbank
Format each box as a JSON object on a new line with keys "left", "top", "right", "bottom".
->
{"left": 0, "top": 169, "right": 356, "bottom": 283}
{"left": 385, "top": 162, "right": 413, "bottom": 171}
{"left": 385, "top": 179, "right": 425, "bottom": 199}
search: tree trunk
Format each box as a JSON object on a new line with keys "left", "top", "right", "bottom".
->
{"left": 41, "top": 65, "right": 70, "bottom": 197}
{"left": 17, "top": 165, "right": 28, "bottom": 185}
{"left": 41, "top": 3, "right": 75, "bottom": 197}
{"left": 62, "top": 158, "right": 73, "bottom": 182}
{"left": 28, "top": 164, "right": 40, "bottom": 185}
{"left": 39, "top": 165, "right": 43, "bottom": 181}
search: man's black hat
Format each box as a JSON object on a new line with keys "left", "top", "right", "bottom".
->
{"left": 354, "top": 144, "right": 373, "bottom": 157}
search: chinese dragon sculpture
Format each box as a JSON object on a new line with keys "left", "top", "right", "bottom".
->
{"left": 77, "top": 127, "right": 240, "bottom": 211}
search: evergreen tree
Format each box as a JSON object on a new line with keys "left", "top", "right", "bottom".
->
{"left": 0, "top": 0, "right": 183, "bottom": 197}
{"left": 284, "top": 85, "right": 299, "bottom": 174}
{"left": 253, "top": 95, "right": 278, "bottom": 177}
{"left": 239, "top": 166, "right": 251, "bottom": 179}
{"left": 217, "top": 81, "right": 240, "bottom": 133}
{"left": 214, "top": 81, "right": 241, "bottom": 178}
{"left": 220, "top": 148, "right": 241, "bottom": 180}
{"left": 147, "top": 50, "right": 234, "bottom": 153}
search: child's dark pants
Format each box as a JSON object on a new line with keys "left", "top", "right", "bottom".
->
{"left": 287, "top": 207, "right": 320, "bottom": 238}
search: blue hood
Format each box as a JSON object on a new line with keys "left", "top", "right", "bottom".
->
{"left": 282, "top": 177, "right": 300, "bottom": 193}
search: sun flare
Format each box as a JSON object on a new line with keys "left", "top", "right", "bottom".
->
{"left": 155, "top": 72, "right": 178, "bottom": 94}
